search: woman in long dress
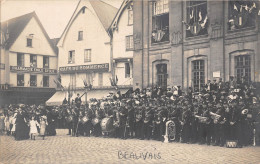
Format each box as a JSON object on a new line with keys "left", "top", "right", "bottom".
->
{"left": 0, "top": 112, "right": 5, "bottom": 135}
{"left": 4, "top": 114, "right": 10, "bottom": 135}
{"left": 11, "top": 113, "right": 17, "bottom": 136}
{"left": 15, "top": 109, "right": 29, "bottom": 140}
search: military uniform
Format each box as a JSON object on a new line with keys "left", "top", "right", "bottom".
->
{"left": 135, "top": 105, "right": 144, "bottom": 139}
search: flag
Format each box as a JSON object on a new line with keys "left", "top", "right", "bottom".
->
{"left": 201, "top": 15, "right": 208, "bottom": 29}
{"left": 115, "top": 75, "right": 118, "bottom": 85}
{"left": 198, "top": 11, "right": 202, "bottom": 22}
{"left": 110, "top": 77, "right": 113, "bottom": 86}
{"left": 234, "top": 4, "right": 238, "bottom": 11}
{"left": 190, "top": 9, "right": 194, "bottom": 19}
{"left": 40, "top": 80, "right": 43, "bottom": 86}
{"left": 27, "top": 80, "right": 30, "bottom": 86}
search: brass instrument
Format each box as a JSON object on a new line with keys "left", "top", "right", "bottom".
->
{"left": 209, "top": 112, "right": 221, "bottom": 124}
{"left": 195, "top": 115, "right": 210, "bottom": 124}
{"left": 113, "top": 110, "right": 120, "bottom": 128}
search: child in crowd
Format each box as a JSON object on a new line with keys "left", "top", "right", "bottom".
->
{"left": 0, "top": 111, "right": 5, "bottom": 135}
{"left": 39, "top": 116, "right": 47, "bottom": 140}
{"left": 29, "top": 115, "right": 39, "bottom": 140}
{"left": 4, "top": 113, "right": 10, "bottom": 135}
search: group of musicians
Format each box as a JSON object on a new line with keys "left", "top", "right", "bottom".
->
{"left": 60, "top": 76, "right": 260, "bottom": 148}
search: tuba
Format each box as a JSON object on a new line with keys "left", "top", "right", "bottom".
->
{"left": 164, "top": 120, "right": 176, "bottom": 143}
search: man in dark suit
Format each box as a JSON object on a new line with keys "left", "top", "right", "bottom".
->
{"left": 75, "top": 93, "right": 82, "bottom": 109}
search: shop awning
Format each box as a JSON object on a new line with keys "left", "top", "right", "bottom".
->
{"left": 46, "top": 91, "right": 67, "bottom": 106}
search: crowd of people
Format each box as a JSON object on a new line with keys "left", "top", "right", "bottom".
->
{"left": 0, "top": 76, "right": 259, "bottom": 148}
{"left": 0, "top": 104, "right": 56, "bottom": 140}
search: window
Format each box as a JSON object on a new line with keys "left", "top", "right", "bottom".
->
{"left": 68, "top": 50, "right": 75, "bottom": 64}
{"left": 30, "top": 75, "right": 37, "bottom": 87}
{"left": 125, "top": 63, "right": 130, "bottom": 78}
{"left": 186, "top": 1, "right": 208, "bottom": 37}
{"left": 43, "top": 76, "right": 49, "bottom": 87}
{"left": 17, "top": 53, "right": 24, "bottom": 67}
{"left": 152, "top": 0, "right": 169, "bottom": 43}
{"left": 128, "top": 9, "right": 133, "bottom": 25}
{"left": 126, "top": 35, "right": 134, "bottom": 50}
{"left": 98, "top": 73, "right": 103, "bottom": 87}
{"left": 43, "top": 56, "right": 49, "bottom": 68}
{"left": 30, "top": 54, "right": 37, "bottom": 67}
{"left": 84, "top": 49, "right": 91, "bottom": 62}
{"left": 192, "top": 60, "right": 205, "bottom": 91}
{"left": 228, "top": 1, "right": 257, "bottom": 31}
{"left": 27, "top": 38, "right": 32, "bottom": 47}
{"left": 17, "top": 74, "right": 24, "bottom": 86}
{"left": 235, "top": 55, "right": 251, "bottom": 83}
{"left": 156, "top": 64, "right": 167, "bottom": 88}
{"left": 78, "top": 31, "right": 83, "bottom": 41}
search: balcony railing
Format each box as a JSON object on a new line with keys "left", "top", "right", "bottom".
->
{"left": 151, "top": 27, "right": 169, "bottom": 44}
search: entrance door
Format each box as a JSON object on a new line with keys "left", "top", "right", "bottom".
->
{"left": 156, "top": 64, "right": 167, "bottom": 88}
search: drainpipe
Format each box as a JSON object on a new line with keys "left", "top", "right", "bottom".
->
{"left": 141, "top": 0, "right": 144, "bottom": 89}
{"left": 222, "top": 0, "right": 226, "bottom": 82}
{"left": 181, "top": 1, "right": 184, "bottom": 89}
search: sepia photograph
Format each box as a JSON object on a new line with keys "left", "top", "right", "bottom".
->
{"left": 0, "top": 0, "right": 260, "bottom": 163}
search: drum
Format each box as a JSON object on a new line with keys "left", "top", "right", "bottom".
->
{"left": 80, "top": 116, "right": 89, "bottom": 124}
{"left": 92, "top": 118, "right": 100, "bottom": 126}
{"left": 136, "top": 114, "right": 142, "bottom": 122}
{"left": 226, "top": 140, "right": 238, "bottom": 148}
{"left": 101, "top": 117, "right": 114, "bottom": 133}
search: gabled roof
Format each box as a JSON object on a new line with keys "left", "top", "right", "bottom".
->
{"left": 0, "top": 11, "right": 57, "bottom": 54}
{"left": 89, "top": 0, "right": 118, "bottom": 31}
{"left": 50, "top": 38, "right": 60, "bottom": 55}
{"left": 58, "top": 0, "right": 118, "bottom": 46}
{"left": 109, "top": 0, "right": 132, "bottom": 34}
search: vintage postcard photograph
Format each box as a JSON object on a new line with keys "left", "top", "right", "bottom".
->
{"left": 0, "top": 0, "right": 260, "bottom": 163}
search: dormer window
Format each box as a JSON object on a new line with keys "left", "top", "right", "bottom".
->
{"left": 78, "top": 31, "right": 83, "bottom": 41}
{"left": 27, "top": 38, "right": 32, "bottom": 47}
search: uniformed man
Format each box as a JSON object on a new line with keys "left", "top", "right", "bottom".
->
{"left": 75, "top": 93, "right": 82, "bottom": 109}
{"left": 126, "top": 100, "right": 135, "bottom": 138}
{"left": 135, "top": 103, "right": 144, "bottom": 139}
{"left": 143, "top": 102, "right": 154, "bottom": 140}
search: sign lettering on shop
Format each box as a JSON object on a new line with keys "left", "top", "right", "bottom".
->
{"left": 59, "top": 63, "right": 109, "bottom": 73}
{"left": 10, "top": 66, "right": 57, "bottom": 74}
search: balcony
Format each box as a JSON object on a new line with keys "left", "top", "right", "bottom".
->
{"left": 151, "top": 27, "right": 169, "bottom": 44}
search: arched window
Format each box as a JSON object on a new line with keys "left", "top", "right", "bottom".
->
{"left": 156, "top": 64, "right": 167, "bottom": 88}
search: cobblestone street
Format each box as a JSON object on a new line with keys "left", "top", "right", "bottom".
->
{"left": 0, "top": 129, "right": 259, "bottom": 164}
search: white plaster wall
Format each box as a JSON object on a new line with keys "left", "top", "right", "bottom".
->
{"left": 58, "top": 3, "right": 111, "bottom": 68}
{"left": 113, "top": 7, "right": 133, "bottom": 59}
{"left": 9, "top": 17, "right": 56, "bottom": 56}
